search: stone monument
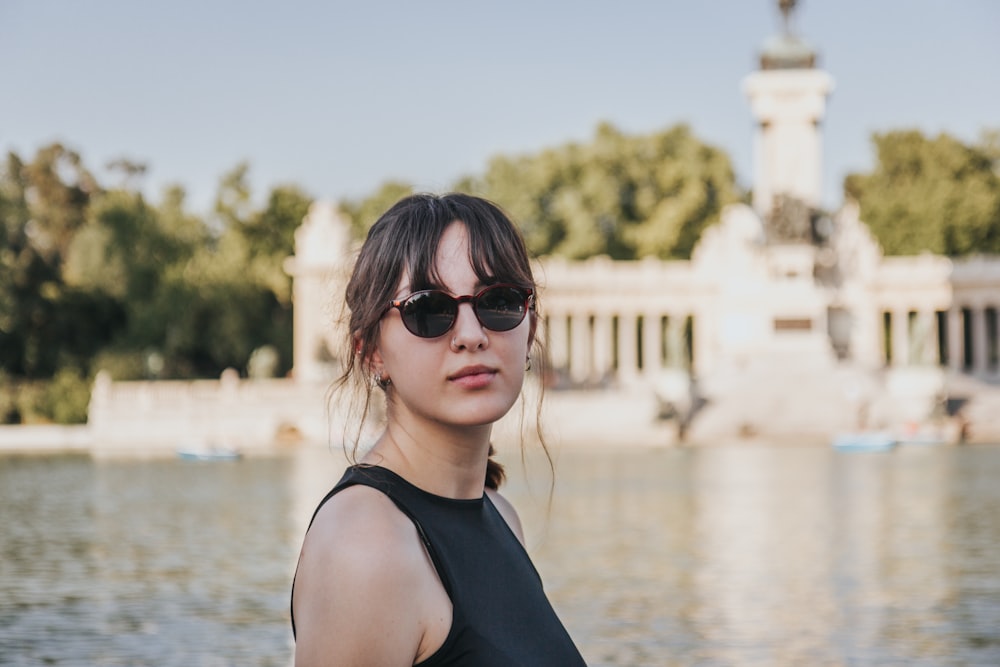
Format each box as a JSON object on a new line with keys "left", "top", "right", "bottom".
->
{"left": 743, "top": 0, "right": 834, "bottom": 221}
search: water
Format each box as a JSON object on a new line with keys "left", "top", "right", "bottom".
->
{"left": 1, "top": 445, "right": 999, "bottom": 666}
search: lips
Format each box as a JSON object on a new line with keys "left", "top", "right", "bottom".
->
{"left": 448, "top": 365, "right": 498, "bottom": 389}
{"left": 448, "top": 365, "right": 496, "bottom": 381}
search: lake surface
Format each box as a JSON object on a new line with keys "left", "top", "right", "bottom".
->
{"left": 1, "top": 444, "right": 999, "bottom": 666}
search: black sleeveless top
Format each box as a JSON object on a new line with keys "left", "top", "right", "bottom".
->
{"left": 291, "top": 465, "right": 587, "bottom": 666}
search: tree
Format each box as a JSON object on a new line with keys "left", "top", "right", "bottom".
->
{"left": 240, "top": 185, "right": 312, "bottom": 261}
{"left": 214, "top": 162, "right": 253, "bottom": 233}
{"left": 20, "top": 143, "right": 99, "bottom": 266}
{"left": 457, "top": 122, "right": 739, "bottom": 259}
{"left": 138, "top": 168, "right": 314, "bottom": 378}
{"left": 340, "top": 181, "right": 414, "bottom": 239}
{"left": 0, "top": 146, "right": 314, "bottom": 416}
{"left": 236, "top": 184, "right": 313, "bottom": 304}
{"left": 0, "top": 148, "right": 115, "bottom": 378}
{"left": 105, "top": 157, "right": 148, "bottom": 190}
{"left": 845, "top": 130, "right": 1000, "bottom": 256}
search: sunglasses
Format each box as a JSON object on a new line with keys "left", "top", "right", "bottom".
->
{"left": 388, "top": 284, "right": 534, "bottom": 338}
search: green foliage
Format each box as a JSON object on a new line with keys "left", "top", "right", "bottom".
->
{"left": 66, "top": 189, "right": 190, "bottom": 301}
{"left": 845, "top": 130, "right": 1000, "bottom": 256}
{"left": 341, "top": 181, "right": 414, "bottom": 238}
{"left": 214, "top": 162, "right": 253, "bottom": 232}
{"left": 1, "top": 151, "right": 124, "bottom": 378}
{"left": 0, "top": 143, "right": 307, "bottom": 404}
{"left": 19, "top": 143, "right": 98, "bottom": 266}
{"left": 7, "top": 123, "right": 998, "bottom": 424}
{"left": 236, "top": 185, "right": 313, "bottom": 304}
{"left": 0, "top": 369, "right": 90, "bottom": 424}
{"left": 458, "top": 122, "right": 739, "bottom": 259}
{"left": 40, "top": 368, "right": 91, "bottom": 424}
{"left": 241, "top": 185, "right": 312, "bottom": 260}
{"left": 315, "top": 123, "right": 738, "bottom": 260}
{"left": 0, "top": 371, "right": 17, "bottom": 423}
{"left": 89, "top": 349, "right": 148, "bottom": 381}
{"left": 143, "top": 246, "right": 292, "bottom": 377}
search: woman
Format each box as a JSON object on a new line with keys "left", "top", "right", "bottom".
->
{"left": 291, "top": 193, "right": 587, "bottom": 666}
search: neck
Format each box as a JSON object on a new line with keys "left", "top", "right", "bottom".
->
{"left": 363, "top": 417, "right": 493, "bottom": 500}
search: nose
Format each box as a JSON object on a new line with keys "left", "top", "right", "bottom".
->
{"left": 450, "top": 302, "right": 488, "bottom": 351}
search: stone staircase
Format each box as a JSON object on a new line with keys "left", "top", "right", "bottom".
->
{"left": 683, "top": 354, "right": 1000, "bottom": 445}
{"left": 943, "top": 373, "right": 1000, "bottom": 443}
{"left": 683, "top": 357, "right": 874, "bottom": 445}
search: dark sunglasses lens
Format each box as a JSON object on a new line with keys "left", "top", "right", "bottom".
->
{"left": 476, "top": 286, "right": 527, "bottom": 332}
{"left": 401, "top": 291, "right": 457, "bottom": 338}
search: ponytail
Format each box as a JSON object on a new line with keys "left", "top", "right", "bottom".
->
{"left": 485, "top": 445, "right": 505, "bottom": 490}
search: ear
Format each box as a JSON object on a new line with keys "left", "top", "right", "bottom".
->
{"left": 356, "top": 335, "right": 386, "bottom": 377}
{"left": 527, "top": 311, "right": 538, "bottom": 349}
{"left": 369, "top": 346, "right": 385, "bottom": 375}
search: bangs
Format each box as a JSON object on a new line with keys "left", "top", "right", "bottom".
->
{"left": 348, "top": 192, "right": 537, "bottom": 346}
{"left": 405, "top": 194, "right": 534, "bottom": 293}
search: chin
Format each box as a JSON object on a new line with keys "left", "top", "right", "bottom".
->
{"left": 450, "top": 396, "right": 519, "bottom": 427}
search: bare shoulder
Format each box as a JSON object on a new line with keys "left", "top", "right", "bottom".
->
{"left": 301, "top": 483, "right": 419, "bottom": 569}
{"left": 485, "top": 488, "right": 526, "bottom": 546}
{"left": 293, "top": 484, "right": 442, "bottom": 666}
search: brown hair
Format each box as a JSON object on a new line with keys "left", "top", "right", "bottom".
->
{"left": 334, "top": 193, "right": 549, "bottom": 490}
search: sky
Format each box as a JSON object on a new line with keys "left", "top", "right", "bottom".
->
{"left": 4, "top": 0, "right": 999, "bottom": 215}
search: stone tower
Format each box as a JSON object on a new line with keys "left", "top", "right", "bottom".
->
{"left": 742, "top": 0, "right": 834, "bottom": 220}
{"left": 284, "top": 201, "right": 353, "bottom": 383}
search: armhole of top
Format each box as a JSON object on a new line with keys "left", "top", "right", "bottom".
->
{"left": 381, "top": 491, "right": 455, "bottom": 602}
{"left": 483, "top": 494, "right": 543, "bottom": 585}
{"left": 346, "top": 481, "right": 463, "bottom": 667}
{"left": 328, "top": 478, "right": 456, "bottom": 601}
{"left": 292, "top": 478, "right": 458, "bottom": 640}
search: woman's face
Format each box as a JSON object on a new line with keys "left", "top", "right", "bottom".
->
{"left": 373, "top": 221, "right": 533, "bottom": 431}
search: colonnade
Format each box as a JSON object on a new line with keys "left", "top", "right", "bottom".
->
{"left": 286, "top": 201, "right": 1000, "bottom": 388}
{"left": 883, "top": 305, "right": 1000, "bottom": 376}
{"left": 543, "top": 310, "right": 694, "bottom": 386}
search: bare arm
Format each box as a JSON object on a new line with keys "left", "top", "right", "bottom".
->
{"left": 293, "top": 486, "right": 450, "bottom": 667}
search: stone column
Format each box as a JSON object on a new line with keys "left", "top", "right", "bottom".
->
{"left": 892, "top": 308, "right": 909, "bottom": 367}
{"left": 642, "top": 314, "right": 661, "bottom": 376}
{"left": 990, "top": 307, "right": 1000, "bottom": 374}
{"left": 947, "top": 307, "right": 963, "bottom": 373}
{"left": 664, "top": 315, "right": 684, "bottom": 369}
{"left": 570, "top": 314, "right": 591, "bottom": 383}
{"left": 693, "top": 310, "right": 711, "bottom": 376}
{"left": 852, "top": 306, "right": 882, "bottom": 369}
{"left": 920, "top": 310, "right": 939, "bottom": 366}
{"left": 973, "top": 305, "right": 989, "bottom": 376}
{"left": 743, "top": 69, "right": 835, "bottom": 217}
{"left": 618, "top": 313, "right": 639, "bottom": 382}
{"left": 288, "top": 201, "right": 351, "bottom": 384}
{"left": 592, "top": 314, "right": 612, "bottom": 381}
{"left": 547, "top": 313, "right": 569, "bottom": 373}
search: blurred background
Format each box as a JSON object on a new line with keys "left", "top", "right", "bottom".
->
{"left": 2, "top": 0, "right": 1000, "bottom": 665}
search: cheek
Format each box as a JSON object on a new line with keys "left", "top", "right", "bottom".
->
{"left": 500, "top": 326, "right": 533, "bottom": 367}
{"left": 379, "top": 327, "right": 439, "bottom": 377}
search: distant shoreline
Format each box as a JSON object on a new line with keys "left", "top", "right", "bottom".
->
{"left": 3, "top": 422, "right": 996, "bottom": 457}
{"left": 0, "top": 425, "right": 91, "bottom": 454}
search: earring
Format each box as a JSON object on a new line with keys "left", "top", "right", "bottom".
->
{"left": 374, "top": 372, "right": 391, "bottom": 389}
{"left": 525, "top": 355, "right": 532, "bottom": 371}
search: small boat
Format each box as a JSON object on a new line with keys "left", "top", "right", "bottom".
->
{"left": 896, "top": 432, "right": 949, "bottom": 446}
{"left": 832, "top": 431, "right": 896, "bottom": 452}
{"left": 176, "top": 445, "right": 242, "bottom": 461}
{"left": 895, "top": 422, "right": 952, "bottom": 446}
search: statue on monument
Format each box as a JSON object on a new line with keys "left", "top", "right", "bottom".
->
{"left": 761, "top": 0, "right": 814, "bottom": 69}
{"left": 779, "top": 0, "right": 798, "bottom": 33}
{"left": 766, "top": 194, "right": 813, "bottom": 244}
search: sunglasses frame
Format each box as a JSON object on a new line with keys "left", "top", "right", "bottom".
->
{"left": 387, "top": 283, "right": 535, "bottom": 339}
